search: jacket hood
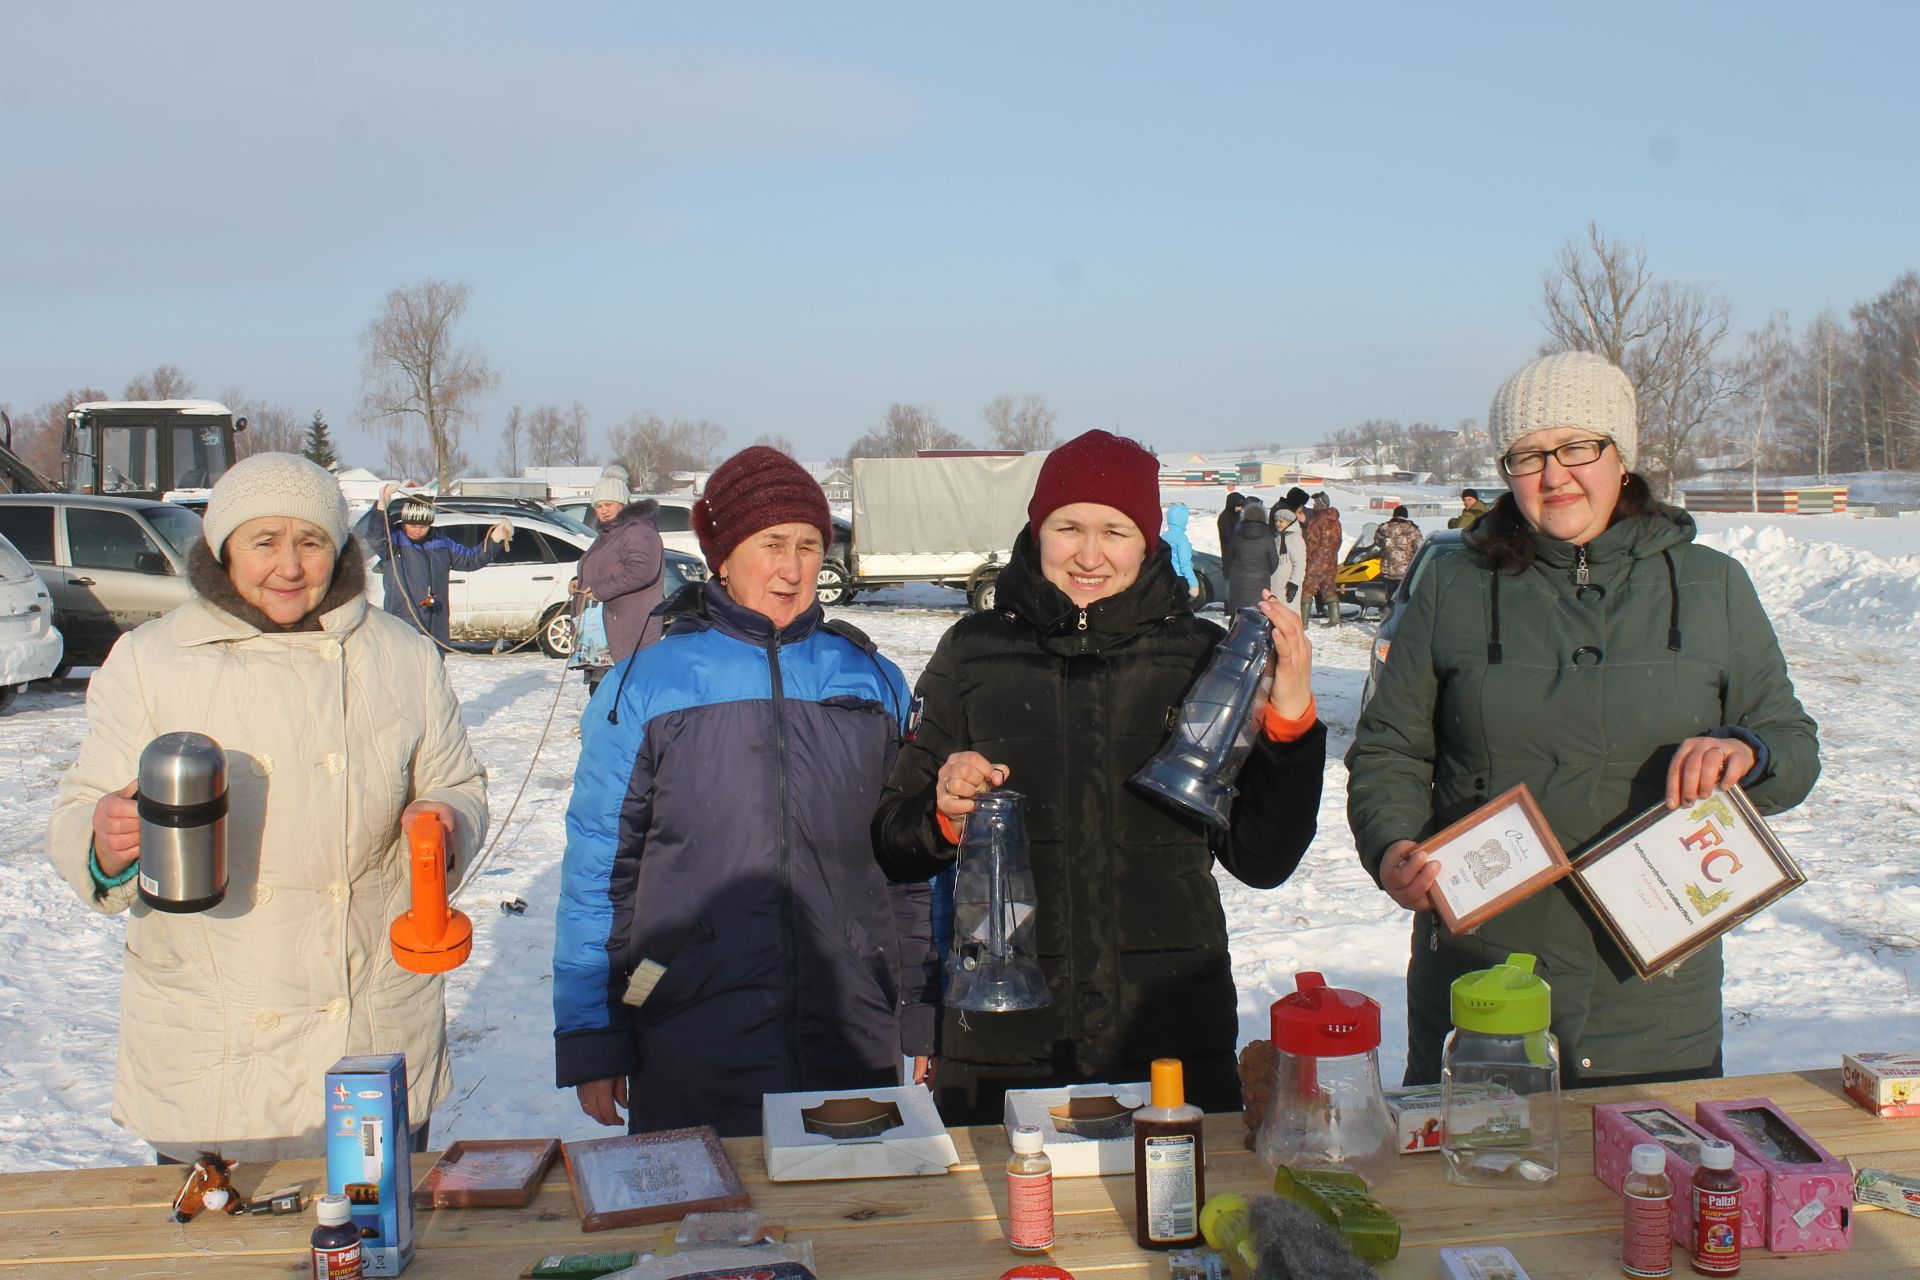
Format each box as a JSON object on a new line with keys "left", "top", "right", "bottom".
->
{"left": 1166, "top": 504, "right": 1189, "bottom": 531}
{"left": 604, "top": 498, "right": 659, "bottom": 529}
{"left": 188, "top": 535, "right": 370, "bottom": 634}
{"left": 1465, "top": 498, "right": 1696, "bottom": 574}
{"left": 659, "top": 577, "right": 822, "bottom": 646}
{"left": 993, "top": 524, "right": 1192, "bottom": 651}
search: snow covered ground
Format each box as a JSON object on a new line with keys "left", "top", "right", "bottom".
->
{"left": 0, "top": 506, "right": 1915, "bottom": 1172}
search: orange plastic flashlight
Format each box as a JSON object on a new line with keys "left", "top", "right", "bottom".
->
{"left": 389, "top": 812, "right": 473, "bottom": 973}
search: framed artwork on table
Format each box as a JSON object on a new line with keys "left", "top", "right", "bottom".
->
{"left": 1412, "top": 784, "right": 1572, "bottom": 935}
{"left": 1571, "top": 786, "right": 1805, "bottom": 979}
{"left": 562, "top": 1126, "right": 751, "bottom": 1232}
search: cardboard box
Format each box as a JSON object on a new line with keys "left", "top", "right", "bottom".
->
{"left": 325, "top": 1054, "right": 413, "bottom": 1276}
{"left": 1694, "top": 1098, "right": 1852, "bottom": 1253}
{"left": 1841, "top": 1051, "right": 1920, "bottom": 1118}
{"left": 1592, "top": 1101, "right": 1763, "bottom": 1249}
{"left": 1384, "top": 1084, "right": 1526, "bottom": 1156}
{"left": 1851, "top": 1163, "right": 1920, "bottom": 1218}
{"left": 1002, "top": 1082, "right": 1147, "bottom": 1176}
{"left": 761, "top": 1085, "right": 957, "bottom": 1182}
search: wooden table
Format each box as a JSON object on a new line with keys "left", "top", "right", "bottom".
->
{"left": 3, "top": 1070, "right": 1915, "bottom": 1278}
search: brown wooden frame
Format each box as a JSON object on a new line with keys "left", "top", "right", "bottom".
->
{"left": 1411, "top": 783, "right": 1571, "bottom": 934}
{"left": 411, "top": 1138, "right": 559, "bottom": 1209}
{"left": 562, "top": 1126, "right": 751, "bottom": 1233}
{"left": 1570, "top": 785, "right": 1805, "bottom": 979}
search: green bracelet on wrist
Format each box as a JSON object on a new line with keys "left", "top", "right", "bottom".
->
{"left": 89, "top": 837, "right": 139, "bottom": 890}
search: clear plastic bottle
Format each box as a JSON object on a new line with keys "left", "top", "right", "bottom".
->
{"left": 310, "top": 1193, "right": 364, "bottom": 1279}
{"left": 1254, "top": 971, "right": 1396, "bottom": 1186}
{"left": 1623, "top": 1142, "right": 1674, "bottom": 1277}
{"left": 1690, "top": 1139, "right": 1741, "bottom": 1276}
{"left": 1441, "top": 952, "right": 1561, "bottom": 1187}
{"left": 1006, "top": 1124, "right": 1054, "bottom": 1254}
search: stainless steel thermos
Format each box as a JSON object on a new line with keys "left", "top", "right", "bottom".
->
{"left": 136, "top": 732, "right": 228, "bottom": 912}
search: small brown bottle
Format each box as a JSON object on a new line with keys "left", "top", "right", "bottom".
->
{"left": 1690, "top": 1139, "right": 1741, "bottom": 1276}
{"left": 1133, "top": 1057, "right": 1206, "bottom": 1250}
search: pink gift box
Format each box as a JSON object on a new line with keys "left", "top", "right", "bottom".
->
{"left": 1593, "top": 1101, "right": 1764, "bottom": 1249}
{"left": 1693, "top": 1098, "right": 1852, "bottom": 1253}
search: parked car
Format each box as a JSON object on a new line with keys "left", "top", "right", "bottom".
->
{"left": 816, "top": 515, "right": 860, "bottom": 606}
{"left": 1191, "top": 549, "right": 1226, "bottom": 610}
{"left": 0, "top": 530, "right": 63, "bottom": 711}
{"left": 0, "top": 493, "right": 199, "bottom": 667}
{"left": 1358, "top": 529, "right": 1467, "bottom": 713}
{"left": 362, "top": 509, "right": 706, "bottom": 658}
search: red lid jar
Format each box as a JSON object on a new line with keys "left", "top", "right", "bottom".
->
{"left": 1269, "top": 971, "right": 1382, "bottom": 1057}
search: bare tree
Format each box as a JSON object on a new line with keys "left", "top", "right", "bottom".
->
{"left": 1538, "top": 224, "right": 1733, "bottom": 497}
{"left": 844, "top": 403, "right": 969, "bottom": 460}
{"left": 1734, "top": 315, "right": 1791, "bottom": 506}
{"left": 124, "top": 363, "right": 197, "bottom": 402}
{"left": 382, "top": 435, "right": 468, "bottom": 486}
{"left": 4, "top": 388, "right": 107, "bottom": 482}
{"left": 231, "top": 401, "right": 306, "bottom": 458}
{"left": 750, "top": 433, "right": 798, "bottom": 457}
{"left": 1789, "top": 311, "right": 1850, "bottom": 480}
{"left": 564, "top": 402, "right": 591, "bottom": 465}
{"left": 608, "top": 414, "right": 730, "bottom": 490}
{"left": 357, "top": 279, "right": 498, "bottom": 489}
{"left": 1849, "top": 271, "right": 1920, "bottom": 471}
{"left": 673, "top": 420, "right": 727, "bottom": 471}
{"left": 525, "top": 405, "right": 566, "bottom": 468}
{"left": 498, "top": 405, "right": 525, "bottom": 475}
{"left": 980, "top": 394, "right": 1058, "bottom": 450}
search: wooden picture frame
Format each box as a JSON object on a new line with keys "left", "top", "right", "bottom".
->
{"left": 1571, "top": 786, "right": 1805, "bottom": 980}
{"left": 412, "top": 1138, "right": 560, "bottom": 1209}
{"left": 1412, "top": 784, "right": 1571, "bottom": 934}
{"left": 561, "top": 1127, "right": 751, "bottom": 1233}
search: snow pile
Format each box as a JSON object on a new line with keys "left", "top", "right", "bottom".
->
{"left": 1701, "top": 524, "right": 1920, "bottom": 634}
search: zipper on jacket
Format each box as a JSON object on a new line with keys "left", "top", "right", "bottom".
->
{"left": 1574, "top": 545, "right": 1590, "bottom": 586}
{"left": 1076, "top": 608, "right": 1088, "bottom": 632}
{"left": 766, "top": 634, "right": 804, "bottom": 1088}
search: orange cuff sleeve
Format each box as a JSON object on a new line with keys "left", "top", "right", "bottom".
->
{"left": 936, "top": 808, "right": 963, "bottom": 846}
{"left": 1261, "top": 696, "right": 1318, "bottom": 744}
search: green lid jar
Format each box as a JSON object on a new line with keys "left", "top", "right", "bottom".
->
{"left": 1449, "top": 952, "right": 1552, "bottom": 1035}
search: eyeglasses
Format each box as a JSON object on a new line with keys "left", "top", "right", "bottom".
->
{"left": 1499, "top": 437, "right": 1613, "bottom": 477}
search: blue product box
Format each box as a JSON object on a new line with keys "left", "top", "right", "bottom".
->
{"left": 325, "top": 1053, "right": 414, "bottom": 1276}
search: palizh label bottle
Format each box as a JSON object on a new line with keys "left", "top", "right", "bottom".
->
{"left": 1006, "top": 1124, "right": 1054, "bottom": 1254}
{"left": 1690, "top": 1139, "right": 1741, "bottom": 1276}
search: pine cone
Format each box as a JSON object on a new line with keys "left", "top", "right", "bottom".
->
{"left": 1238, "top": 1038, "right": 1277, "bottom": 1151}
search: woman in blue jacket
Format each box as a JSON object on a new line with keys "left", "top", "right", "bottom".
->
{"left": 553, "top": 448, "right": 937, "bottom": 1138}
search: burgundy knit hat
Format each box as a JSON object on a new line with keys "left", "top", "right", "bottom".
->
{"left": 692, "top": 446, "right": 833, "bottom": 573}
{"left": 1026, "top": 429, "right": 1162, "bottom": 552}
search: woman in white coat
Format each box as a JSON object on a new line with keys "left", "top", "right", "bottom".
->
{"left": 47, "top": 454, "right": 489, "bottom": 1163}
{"left": 1269, "top": 501, "right": 1308, "bottom": 625}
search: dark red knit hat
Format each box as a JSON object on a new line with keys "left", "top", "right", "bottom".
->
{"left": 692, "top": 446, "right": 833, "bottom": 572}
{"left": 1026, "top": 429, "right": 1162, "bottom": 552}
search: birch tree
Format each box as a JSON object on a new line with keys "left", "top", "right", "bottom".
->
{"left": 357, "top": 280, "right": 497, "bottom": 490}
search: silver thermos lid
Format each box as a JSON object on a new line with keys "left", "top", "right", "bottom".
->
{"left": 137, "top": 732, "right": 229, "bottom": 913}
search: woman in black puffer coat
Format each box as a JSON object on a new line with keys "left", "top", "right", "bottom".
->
{"left": 873, "top": 431, "right": 1326, "bottom": 1125}
{"left": 1225, "top": 497, "right": 1280, "bottom": 613}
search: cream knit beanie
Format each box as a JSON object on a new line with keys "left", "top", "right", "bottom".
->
{"left": 1488, "top": 351, "right": 1639, "bottom": 471}
{"left": 202, "top": 453, "right": 351, "bottom": 562}
{"left": 590, "top": 465, "right": 631, "bottom": 506}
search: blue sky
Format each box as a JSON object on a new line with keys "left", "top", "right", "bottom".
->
{"left": 4, "top": 2, "right": 1916, "bottom": 466}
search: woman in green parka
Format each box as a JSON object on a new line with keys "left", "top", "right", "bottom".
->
{"left": 1347, "top": 351, "right": 1818, "bottom": 1088}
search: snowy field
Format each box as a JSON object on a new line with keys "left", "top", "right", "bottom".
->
{"left": 1, "top": 504, "right": 1916, "bottom": 1171}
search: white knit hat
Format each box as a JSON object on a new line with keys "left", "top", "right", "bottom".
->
{"left": 590, "top": 464, "right": 631, "bottom": 506}
{"left": 202, "top": 453, "right": 351, "bottom": 562}
{"left": 1488, "top": 350, "right": 1639, "bottom": 471}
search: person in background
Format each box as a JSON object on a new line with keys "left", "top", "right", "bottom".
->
{"left": 1162, "top": 503, "right": 1200, "bottom": 602}
{"left": 872, "top": 430, "right": 1325, "bottom": 1125}
{"left": 1269, "top": 499, "right": 1307, "bottom": 623}
{"left": 353, "top": 485, "right": 510, "bottom": 647}
{"left": 1347, "top": 351, "right": 1819, "bottom": 1088}
{"left": 48, "top": 453, "right": 488, "bottom": 1163}
{"left": 555, "top": 446, "right": 934, "bottom": 1139}
{"left": 1302, "top": 491, "right": 1345, "bottom": 626}
{"left": 1225, "top": 495, "right": 1279, "bottom": 613}
{"left": 1216, "top": 490, "right": 1247, "bottom": 576}
{"left": 1449, "top": 488, "right": 1490, "bottom": 530}
{"left": 1371, "top": 504, "right": 1423, "bottom": 597}
{"left": 577, "top": 467, "right": 666, "bottom": 667}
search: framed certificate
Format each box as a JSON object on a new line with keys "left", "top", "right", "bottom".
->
{"left": 1571, "top": 786, "right": 1805, "bottom": 979}
{"left": 1412, "top": 784, "right": 1572, "bottom": 934}
{"left": 562, "top": 1126, "right": 751, "bottom": 1232}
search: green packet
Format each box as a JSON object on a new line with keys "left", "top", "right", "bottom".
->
{"left": 523, "top": 1253, "right": 639, "bottom": 1279}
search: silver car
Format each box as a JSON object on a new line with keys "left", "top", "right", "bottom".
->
{"left": 0, "top": 494, "right": 200, "bottom": 667}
